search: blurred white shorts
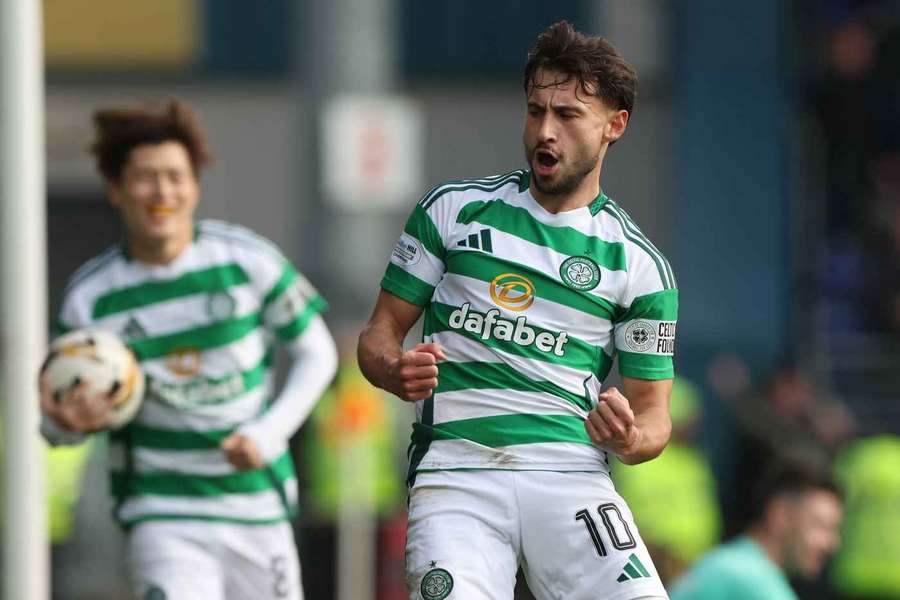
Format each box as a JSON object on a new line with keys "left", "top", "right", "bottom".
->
{"left": 126, "top": 519, "right": 302, "bottom": 600}
{"left": 406, "top": 469, "right": 669, "bottom": 600}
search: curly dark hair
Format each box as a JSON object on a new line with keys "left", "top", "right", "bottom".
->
{"left": 523, "top": 21, "right": 637, "bottom": 115}
{"left": 91, "top": 99, "right": 213, "bottom": 182}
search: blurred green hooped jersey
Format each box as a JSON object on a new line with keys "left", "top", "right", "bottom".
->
{"left": 381, "top": 170, "right": 678, "bottom": 478}
{"left": 57, "top": 220, "right": 327, "bottom": 527}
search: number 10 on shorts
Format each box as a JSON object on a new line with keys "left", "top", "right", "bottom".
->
{"left": 575, "top": 503, "right": 637, "bottom": 558}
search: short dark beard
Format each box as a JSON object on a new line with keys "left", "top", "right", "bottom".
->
{"left": 527, "top": 150, "right": 598, "bottom": 196}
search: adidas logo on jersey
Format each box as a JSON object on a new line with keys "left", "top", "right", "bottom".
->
{"left": 448, "top": 302, "right": 569, "bottom": 356}
{"left": 456, "top": 228, "right": 493, "bottom": 252}
{"left": 616, "top": 553, "right": 652, "bottom": 583}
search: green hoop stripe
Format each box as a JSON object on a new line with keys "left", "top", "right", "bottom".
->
{"left": 413, "top": 413, "right": 593, "bottom": 448}
{"left": 93, "top": 263, "right": 250, "bottom": 319}
{"left": 128, "top": 312, "right": 262, "bottom": 361}
{"left": 116, "top": 424, "right": 234, "bottom": 450}
{"left": 456, "top": 199, "right": 627, "bottom": 272}
{"left": 111, "top": 452, "right": 294, "bottom": 497}
{"left": 436, "top": 361, "right": 592, "bottom": 413}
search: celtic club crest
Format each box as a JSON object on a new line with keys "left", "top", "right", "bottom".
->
{"left": 559, "top": 256, "right": 601, "bottom": 291}
{"left": 421, "top": 567, "right": 454, "bottom": 600}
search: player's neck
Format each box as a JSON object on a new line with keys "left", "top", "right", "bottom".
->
{"left": 127, "top": 226, "right": 194, "bottom": 265}
{"left": 532, "top": 161, "right": 604, "bottom": 214}
{"left": 746, "top": 528, "right": 786, "bottom": 569}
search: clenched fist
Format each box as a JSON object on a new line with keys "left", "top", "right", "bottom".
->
{"left": 383, "top": 342, "right": 446, "bottom": 401}
{"left": 584, "top": 387, "right": 643, "bottom": 457}
{"left": 220, "top": 433, "right": 264, "bottom": 470}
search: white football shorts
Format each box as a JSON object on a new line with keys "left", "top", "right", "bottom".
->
{"left": 126, "top": 520, "right": 303, "bottom": 600}
{"left": 406, "top": 469, "right": 668, "bottom": 600}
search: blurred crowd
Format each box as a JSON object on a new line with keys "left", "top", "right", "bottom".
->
{"left": 815, "top": 1, "right": 900, "bottom": 341}
{"left": 612, "top": 365, "right": 899, "bottom": 600}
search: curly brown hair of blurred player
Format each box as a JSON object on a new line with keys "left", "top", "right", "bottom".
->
{"left": 91, "top": 99, "right": 214, "bottom": 182}
{"left": 523, "top": 20, "right": 637, "bottom": 116}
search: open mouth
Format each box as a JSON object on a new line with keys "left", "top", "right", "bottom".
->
{"left": 148, "top": 205, "right": 174, "bottom": 216}
{"left": 534, "top": 149, "right": 559, "bottom": 173}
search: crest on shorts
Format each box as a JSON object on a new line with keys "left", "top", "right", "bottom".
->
{"left": 144, "top": 585, "right": 167, "bottom": 600}
{"left": 421, "top": 567, "right": 454, "bottom": 600}
{"left": 559, "top": 256, "right": 600, "bottom": 291}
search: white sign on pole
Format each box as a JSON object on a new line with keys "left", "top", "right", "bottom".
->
{"left": 321, "top": 95, "right": 423, "bottom": 211}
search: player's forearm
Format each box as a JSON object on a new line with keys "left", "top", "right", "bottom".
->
{"left": 238, "top": 318, "right": 337, "bottom": 460}
{"left": 616, "top": 404, "right": 671, "bottom": 465}
{"left": 357, "top": 318, "right": 405, "bottom": 391}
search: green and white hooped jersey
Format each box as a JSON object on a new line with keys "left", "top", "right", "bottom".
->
{"left": 57, "top": 220, "right": 327, "bottom": 527}
{"left": 382, "top": 170, "right": 677, "bottom": 478}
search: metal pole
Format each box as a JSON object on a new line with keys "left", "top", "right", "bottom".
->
{"left": 300, "top": 1, "right": 397, "bottom": 599}
{"left": 1, "top": 0, "right": 49, "bottom": 598}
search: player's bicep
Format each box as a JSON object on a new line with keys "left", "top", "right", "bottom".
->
{"left": 621, "top": 376, "right": 672, "bottom": 418}
{"left": 367, "top": 289, "right": 425, "bottom": 340}
{"left": 382, "top": 204, "right": 446, "bottom": 305}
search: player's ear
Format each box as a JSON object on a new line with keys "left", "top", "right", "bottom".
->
{"left": 605, "top": 110, "right": 629, "bottom": 144}
{"left": 107, "top": 181, "right": 122, "bottom": 208}
{"left": 766, "top": 497, "right": 791, "bottom": 532}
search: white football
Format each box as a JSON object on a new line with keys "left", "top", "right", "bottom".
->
{"left": 43, "top": 328, "right": 145, "bottom": 429}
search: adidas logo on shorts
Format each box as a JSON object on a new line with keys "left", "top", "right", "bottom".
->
{"left": 616, "top": 553, "right": 651, "bottom": 583}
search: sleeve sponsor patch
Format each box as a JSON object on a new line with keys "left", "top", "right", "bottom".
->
{"left": 615, "top": 319, "right": 676, "bottom": 356}
{"left": 390, "top": 232, "right": 424, "bottom": 267}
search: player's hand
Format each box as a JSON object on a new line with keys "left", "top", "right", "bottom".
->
{"left": 585, "top": 387, "right": 643, "bottom": 457}
{"left": 383, "top": 342, "right": 446, "bottom": 402}
{"left": 39, "top": 374, "right": 115, "bottom": 433}
{"left": 220, "top": 433, "right": 264, "bottom": 470}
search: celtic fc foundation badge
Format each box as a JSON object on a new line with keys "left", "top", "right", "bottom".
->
{"left": 559, "top": 256, "right": 601, "bottom": 291}
{"left": 421, "top": 567, "right": 454, "bottom": 600}
{"left": 624, "top": 320, "right": 657, "bottom": 352}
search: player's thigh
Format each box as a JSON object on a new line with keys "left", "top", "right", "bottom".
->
{"left": 222, "top": 521, "right": 303, "bottom": 600}
{"left": 126, "top": 521, "right": 225, "bottom": 600}
{"left": 518, "top": 471, "right": 668, "bottom": 600}
{"left": 406, "top": 471, "right": 519, "bottom": 600}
